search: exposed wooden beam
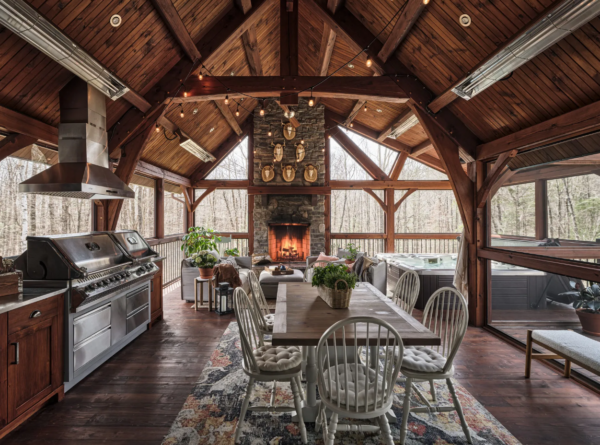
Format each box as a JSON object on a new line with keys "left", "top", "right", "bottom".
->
{"left": 277, "top": 102, "right": 301, "bottom": 128}
{"left": 478, "top": 100, "right": 600, "bottom": 161}
{"left": 305, "top": 0, "right": 479, "bottom": 159}
{"left": 410, "top": 140, "right": 434, "bottom": 157}
{"left": 489, "top": 167, "right": 516, "bottom": 198}
{"left": 108, "top": 0, "right": 276, "bottom": 155}
{"left": 394, "top": 188, "right": 417, "bottom": 211}
{"left": 190, "top": 119, "right": 253, "bottom": 184}
{"left": 505, "top": 164, "right": 600, "bottom": 186}
{"left": 377, "top": 109, "right": 416, "bottom": 141}
{"left": 364, "top": 188, "right": 387, "bottom": 212}
{"left": 331, "top": 129, "right": 390, "bottom": 180}
{"left": 0, "top": 133, "right": 38, "bottom": 163}
{"left": 107, "top": 106, "right": 166, "bottom": 230}
{"left": 241, "top": 26, "right": 264, "bottom": 76}
{"left": 317, "top": 26, "right": 337, "bottom": 76}
{"left": 179, "top": 185, "right": 193, "bottom": 213}
{"left": 476, "top": 149, "right": 518, "bottom": 208}
{"left": 135, "top": 160, "right": 191, "bottom": 187}
{"left": 411, "top": 105, "right": 474, "bottom": 241}
{"left": 194, "top": 180, "right": 250, "bottom": 189}
{"left": 236, "top": 0, "right": 253, "bottom": 14}
{"left": 377, "top": 0, "right": 426, "bottom": 63}
{"left": 191, "top": 186, "right": 216, "bottom": 212}
{"left": 428, "top": 1, "right": 573, "bottom": 114}
{"left": 343, "top": 100, "right": 366, "bottom": 126}
{"left": 172, "top": 76, "right": 410, "bottom": 103}
{"left": 248, "top": 186, "right": 331, "bottom": 195}
{"left": 389, "top": 151, "right": 408, "bottom": 180}
{"left": 0, "top": 106, "right": 58, "bottom": 146}
{"left": 214, "top": 100, "right": 244, "bottom": 136}
{"left": 150, "top": 0, "right": 201, "bottom": 61}
{"left": 330, "top": 180, "right": 451, "bottom": 190}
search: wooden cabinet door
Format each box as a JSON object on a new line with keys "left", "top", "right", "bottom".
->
{"left": 0, "top": 313, "right": 7, "bottom": 429}
{"left": 7, "top": 314, "right": 61, "bottom": 421}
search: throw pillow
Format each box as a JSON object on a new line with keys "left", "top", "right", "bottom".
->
{"left": 220, "top": 256, "right": 240, "bottom": 270}
{"left": 314, "top": 252, "right": 339, "bottom": 267}
{"left": 252, "top": 253, "right": 273, "bottom": 265}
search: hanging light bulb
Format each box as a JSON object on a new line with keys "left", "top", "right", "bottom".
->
{"left": 155, "top": 123, "right": 160, "bottom": 133}
{"left": 235, "top": 105, "right": 240, "bottom": 117}
{"left": 363, "top": 104, "right": 368, "bottom": 112}
{"left": 180, "top": 106, "right": 184, "bottom": 118}
{"left": 300, "top": 139, "right": 305, "bottom": 145}
{"left": 328, "top": 134, "right": 332, "bottom": 139}
{"left": 366, "top": 55, "right": 372, "bottom": 68}
{"left": 198, "top": 73, "right": 203, "bottom": 80}
{"left": 260, "top": 107, "right": 265, "bottom": 116}
{"left": 268, "top": 125, "right": 272, "bottom": 137}
{"left": 224, "top": 95, "right": 229, "bottom": 105}
{"left": 349, "top": 122, "right": 354, "bottom": 128}
{"left": 183, "top": 91, "right": 188, "bottom": 98}
{"left": 423, "top": 0, "right": 430, "bottom": 4}
{"left": 308, "top": 88, "right": 314, "bottom": 107}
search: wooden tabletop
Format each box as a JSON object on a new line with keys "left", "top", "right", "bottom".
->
{"left": 272, "top": 282, "right": 441, "bottom": 347}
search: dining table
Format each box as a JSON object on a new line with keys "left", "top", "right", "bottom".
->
{"left": 271, "top": 281, "right": 441, "bottom": 422}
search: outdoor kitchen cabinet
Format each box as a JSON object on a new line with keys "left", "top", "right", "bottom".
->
{"left": 150, "top": 258, "right": 164, "bottom": 327}
{"left": 0, "top": 293, "right": 64, "bottom": 440}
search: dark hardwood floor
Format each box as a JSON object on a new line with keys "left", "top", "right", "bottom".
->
{"left": 2, "top": 284, "right": 599, "bottom": 445}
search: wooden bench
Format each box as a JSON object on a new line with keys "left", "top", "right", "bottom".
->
{"left": 525, "top": 329, "right": 600, "bottom": 379}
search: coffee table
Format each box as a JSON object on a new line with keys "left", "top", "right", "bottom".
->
{"left": 259, "top": 269, "right": 304, "bottom": 299}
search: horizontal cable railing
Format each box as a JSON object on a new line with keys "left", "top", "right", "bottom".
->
{"left": 331, "top": 233, "right": 460, "bottom": 256}
{"left": 216, "top": 236, "right": 250, "bottom": 256}
{"left": 330, "top": 236, "right": 385, "bottom": 257}
{"left": 148, "top": 235, "right": 184, "bottom": 287}
{"left": 394, "top": 237, "right": 459, "bottom": 254}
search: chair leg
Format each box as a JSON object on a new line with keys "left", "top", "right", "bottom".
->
{"left": 295, "top": 376, "right": 305, "bottom": 401}
{"left": 429, "top": 379, "right": 437, "bottom": 402}
{"left": 447, "top": 378, "right": 472, "bottom": 444}
{"left": 525, "top": 329, "right": 533, "bottom": 378}
{"left": 326, "top": 412, "right": 338, "bottom": 445}
{"left": 291, "top": 377, "right": 307, "bottom": 444}
{"left": 377, "top": 414, "right": 394, "bottom": 445}
{"left": 235, "top": 377, "right": 254, "bottom": 443}
{"left": 315, "top": 402, "right": 323, "bottom": 433}
{"left": 400, "top": 377, "right": 413, "bottom": 445}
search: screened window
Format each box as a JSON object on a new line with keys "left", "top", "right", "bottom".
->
{"left": 206, "top": 138, "right": 248, "bottom": 180}
{"left": 331, "top": 190, "right": 385, "bottom": 233}
{"left": 164, "top": 183, "right": 185, "bottom": 235}
{"left": 116, "top": 174, "right": 155, "bottom": 238}
{"left": 491, "top": 183, "right": 536, "bottom": 238}
{"left": 398, "top": 157, "right": 448, "bottom": 180}
{"left": 194, "top": 189, "right": 248, "bottom": 233}
{"left": 548, "top": 174, "right": 600, "bottom": 242}
{"left": 394, "top": 190, "right": 461, "bottom": 233}
{"left": 0, "top": 149, "right": 91, "bottom": 256}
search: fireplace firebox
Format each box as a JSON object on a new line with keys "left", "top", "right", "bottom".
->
{"left": 268, "top": 223, "right": 311, "bottom": 262}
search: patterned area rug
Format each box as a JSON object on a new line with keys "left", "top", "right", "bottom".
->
{"left": 162, "top": 323, "right": 521, "bottom": 445}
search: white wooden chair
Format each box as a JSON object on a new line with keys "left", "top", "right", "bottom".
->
{"left": 233, "top": 288, "right": 307, "bottom": 444}
{"left": 399, "top": 287, "right": 471, "bottom": 445}
{"left": 315, "top": 316, "right": 404, "bottom": 445}
{"left": 392, "top": 270, "right": 420, "bottom": 315}
{"left": 247, "top": 270, "right": 273, "bottom": 337}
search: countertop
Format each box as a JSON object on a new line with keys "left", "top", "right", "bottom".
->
{"left": 0, "top": 287, "right": 67, "bottom": 315}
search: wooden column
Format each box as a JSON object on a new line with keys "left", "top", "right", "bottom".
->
{"left": 535, "top": 179, "right": 548, "bottom": 240}
{"left": 324, "top": 195, "right": 331, "bottom": 255}
{"left": 248, "top": 126, "right": 255, "bottom": 254}
{"left": 385, "top": 188, "right": 395, "bottom": 253}
{"left": 185, "top": 188, "right": 194, "bottom": 232}
{"left": 93, "top": 201, "right": 108, "bottom": 231}
{"left": 472, "top": 161, "right": 485, "bottom": 327}
{"left": 155, "top": 178, "right": 165, "bottom": 239}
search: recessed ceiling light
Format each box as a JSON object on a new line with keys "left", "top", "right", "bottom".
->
{"left": 459, "top": 14, "right": 471, "bottom": 27}
{"left": 376, "top": 108, "right": 382, "bottom": 113}
{"left": 348, "top": 63, "right": 355, "bottom": 69}
{"left": 209, "top": 127, "right": 215, "bottom": 133}
{"left": 193, "top": 108, "right": 198, "bottom": 115}
{"left": 110, "top": 14, "right": 122, "bottom": 27}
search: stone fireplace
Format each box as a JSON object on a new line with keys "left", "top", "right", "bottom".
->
{"left": 253, "top": 99, "right": 326, "bottom": 259}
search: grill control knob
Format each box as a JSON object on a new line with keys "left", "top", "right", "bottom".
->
{"left": 102, "top": 279, "right": 109, "bottom": 285}
{"left": 91, "top": 283, "right": 98, "bottom": 289}
{"left": 125, "top": 271, "right": 131, "bottom": 277}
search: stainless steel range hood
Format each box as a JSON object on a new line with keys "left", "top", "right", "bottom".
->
{"left": 19, "top": 78, "right": 134, "bottom": 200}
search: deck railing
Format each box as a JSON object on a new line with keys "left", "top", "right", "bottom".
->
{"left": 331, "top": 233, "right": 460, "bottom": 256}
{"left": 214, "top": 233, "right": 250, "bottom": 256}
{"left": 148, "top": 235, "right": 184, "bottom": 287}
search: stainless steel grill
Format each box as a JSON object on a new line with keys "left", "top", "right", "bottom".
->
{"left": 16, "top": 230, "right": 159, "bottom": 391}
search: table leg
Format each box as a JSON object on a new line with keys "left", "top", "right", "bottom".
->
{"left": 293, "top": 345, "right": 320, "bottom": 422}
{"left": 194, "top": 280, "right": 198, "bottom": 311}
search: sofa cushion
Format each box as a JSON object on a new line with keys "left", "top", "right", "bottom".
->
{"left": 235, "top": 256, "right": 252, "bottom": 270}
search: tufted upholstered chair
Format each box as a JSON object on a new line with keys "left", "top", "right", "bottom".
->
{"left": 315, "top": 316, "right": 404, "bottom": 445}
{"left": 399, "top": 287, "right": 472, "bottom": 445}
{"left": 233, "top": 288, "right": 307, "bottom": 444}
{"left": 247, "top": 270, "right": 274, "bottom": 337}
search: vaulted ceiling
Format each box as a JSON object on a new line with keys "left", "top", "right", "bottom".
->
{"left": 2, "top": 0, "right": 600, "bottom": 178}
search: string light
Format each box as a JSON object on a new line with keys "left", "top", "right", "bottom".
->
{"left": 224, "top": 95, "right": 229, "bottom": 105}
{"left": 350, "top": 123, "right": 354, "bottom": 127}
{"left": 308, "top": 88, "right": 314, "bottom": 107}
{"left": 300, "top": 139, "right": 305, "bottom": 145}
{"left": 366, "top": 56, "right": 372, "bottom": 68}
{"left": 183, "top": 91, "right": 188, "bottom": 98}
{"left": 423, "top": 0, "right": 430, "bottom": 4}
{"left": 198, "top": 73, "right": 203, "bottom": 80}
{"left": 363, "top": 104, "right": 368, "bottom": 112}
{"left": 235, "top": 104, "right": 240, "bottom": 117}
{"left": 268, "top": 125, "right": 272, "bottom": 137}
{"left": 155, "top": 123, "right": 160, "bottom": 133}
{"left": 260, "top": 107, "right": 265, "bottom": 116}
{"left": 180, "top": 105, "right": 184, "bottom": 118}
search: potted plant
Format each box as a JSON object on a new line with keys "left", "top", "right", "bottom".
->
{"left": 344, "top": 243, "right": 359, "bottom": 265}
{"left": 181, "top": 226, "right": 221, "bottom": 257}
{"left": 224, "top": 247, "right": 240, "bottom": 257}
{"left": 190, "top": 251, "right": 219, "bottom": 279}
{"left": 572, "top": 283, "right": 600, "bottom": 336}
{"left": 311, "top": 263, "right": 357, "bottom": 308}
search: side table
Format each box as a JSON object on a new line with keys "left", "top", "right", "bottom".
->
{"left": 194, "top": 277, "right": 215, "bottom": 311}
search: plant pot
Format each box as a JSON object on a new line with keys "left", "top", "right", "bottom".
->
{"left": 198, "top": 267, "right": 214, "bottom": 279}
{"left": 576, "top": 309, "right": 600, "bottom": 336}
{"left": 319, "top": 280, "right": 353, "bottom": 309}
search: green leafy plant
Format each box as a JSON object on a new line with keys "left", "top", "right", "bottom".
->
{"left": 224, "top": 247, "right": 240, "bottom": 257}
{"left": 189, "top": 251, "right": 219, "bottom": 269}
{"left": 181, "top": 226, "right": 221, "bottom": 258}
{"left": 344, "top": 243, "right": 359, "bottom": 262}
{"left": 572, "top": 283, "right": 600, "bottom": 313}
{"left": 311, "top": 263, "right": 357, "bottom": 290}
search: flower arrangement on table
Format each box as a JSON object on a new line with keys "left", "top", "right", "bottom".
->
{"left": 190, "top": 250, "right": 219, "bottom": 278}
{"left": 311, "top": 263, "right": 358, "bottom": 309}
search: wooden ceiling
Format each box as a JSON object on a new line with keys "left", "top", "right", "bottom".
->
{"left": 2, "top": 0, "right": 600, "bottom": 177}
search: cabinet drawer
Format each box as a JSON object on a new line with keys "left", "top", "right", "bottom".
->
{"left": 73, "top": 326, "right": 111, "bottom": 372}
{"left": 126, "top": 287, "right": 149, "bottom": 315}
{"left": 126, "top": 305, "right": 149, "bottom": 334}
{"left": 73, "top": 304, "right": 111, "bottom": 345}
{"left": 8, "top": 296, "right": 58, "bottom": 335}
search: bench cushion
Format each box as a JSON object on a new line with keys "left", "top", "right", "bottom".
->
{"left": 259, "top": 269, "right": 304, "bottom": 283}
{"left": 532, "top": 330, "right": 600, "bottom": 372}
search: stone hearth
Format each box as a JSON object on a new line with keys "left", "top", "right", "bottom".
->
{"left": 252, "top": 99, "right": 326, "bottom": 257}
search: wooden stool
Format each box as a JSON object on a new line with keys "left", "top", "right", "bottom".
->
{"left": 194, "top": 277, "right": 215, "bottom": 311}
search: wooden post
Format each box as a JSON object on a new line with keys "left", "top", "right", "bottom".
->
{"left": 324, "top": 194, "right": 331, "bottom": 255}
{"left": 93, "top": 201, "right": 108, "bottom": 231}
{"left": 473, "top": 161, "right": 486, "bottom": 327}
{"left": 155, "top": 178, "right": 165, "bottom": 239}
{"left": 185, "top": 188, "right": 194, "bottom": 232}
{"left": 385, "top": 188, "right": 395, "bottom": 253}
{"left": 535, "top": 179, "right": 548, "bottom": 240}
{"left": 248, "top": 118, "right": 254, "bottom": 255}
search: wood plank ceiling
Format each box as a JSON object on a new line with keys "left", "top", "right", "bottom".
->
{"left": 2, "top": 0, "right": 600, "bottom": 177}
